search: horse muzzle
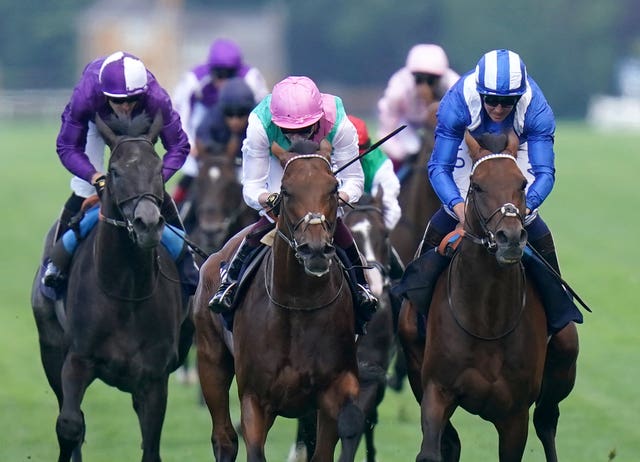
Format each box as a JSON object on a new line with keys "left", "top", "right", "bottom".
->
{"left": 494, "top": 227, "right": 527, "bottom": 265}
{"left": 295, "top": 242, "right": 336, "bottom": 277}
{"left": 130, "top": 199, "right": 164, "bottom": 248}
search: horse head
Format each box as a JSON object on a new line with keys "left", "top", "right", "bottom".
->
{"left": 271, "top": 139, "right": 338, "bottom": 277}
{"left": 464, "top": 130, "right": 527, "bottom": 265}
{"left": 343, "top": 190, "right": 390, "bottom": 297}
{"left": 95, "top": 111, "right": 165, "bottom": 249}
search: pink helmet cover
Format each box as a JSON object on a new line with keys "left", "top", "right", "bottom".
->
{"left": 270, "top": 76, "right": 324, "bottom": 129}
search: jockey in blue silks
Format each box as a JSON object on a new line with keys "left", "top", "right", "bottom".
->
{"left": 394, "top": 48, "right": 582, "bottom": 360}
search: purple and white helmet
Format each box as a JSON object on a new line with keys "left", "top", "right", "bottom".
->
{"left": 475, "top": 49, "right": 528, "bottom": 96}
{"left": 99, "top": 51, "right": 149, "bottom": 98}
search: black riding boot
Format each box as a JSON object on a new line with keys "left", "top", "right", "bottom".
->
{"left": 162, "top": 192, "right": 199, "bottom": 297}
{"left": 43, "top": 194, "right": 85, "bottom": 289}
{"left": 529, "top": 232, "right": 561, "bottom": 274}
{"left": 342, "top": 243, "right": 378, "bottom": 334}
{"left": 208, "top": 238, "right": 255, "bottom": 313}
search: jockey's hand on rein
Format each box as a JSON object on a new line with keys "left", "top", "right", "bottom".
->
{"left": 92, "top": 174, "right": 107, "bottom": 198}
{"left": 265, "top": 192, "right": 281, "bottom": 216}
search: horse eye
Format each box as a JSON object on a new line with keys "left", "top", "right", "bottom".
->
{"left": 281, "top": 189, "right": 289, "bottom": 197}
{"left": 520, "top": 180, "right": 528, "bottom": 191}
{"left": 471, "top": 183, "right": 483, "bottom": 193}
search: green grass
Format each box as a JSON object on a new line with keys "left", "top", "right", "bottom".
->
{"left": 1, "top": 118, "right": 638, "bottom": 461}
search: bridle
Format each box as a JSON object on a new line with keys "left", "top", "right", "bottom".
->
{"left": 463, "top": 154, "right": 524, "bottom": 253}
{"left": 275, "top": 154, "right": 338, "bottom": 260}
{"left": 99, "top": 137, "right": 163, "bottom": 242}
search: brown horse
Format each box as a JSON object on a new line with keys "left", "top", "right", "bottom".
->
{"left": 194, "top": 140, "right": 362, "bottom": 461}
{"left": 290, "top": 191, "right": 396, "bottom": 462}
{"left": 31, "top": 112, "right": 193, "bottom": 462}
{"left": 186, "top": 153, "right": 258, "bottom": 265}
{"left": 398, "top": 133, "right": 558, "bottom": 461}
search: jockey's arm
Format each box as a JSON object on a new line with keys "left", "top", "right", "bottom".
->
{"left": 332, "top": 117, "right": 364, "bottom": 205}
{"left": 241, "top": 112, "right": 272, "bottom": 211}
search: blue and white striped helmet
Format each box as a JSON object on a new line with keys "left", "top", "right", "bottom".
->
{"left": 475, "top": 49, "right": 527, "bottom": 96}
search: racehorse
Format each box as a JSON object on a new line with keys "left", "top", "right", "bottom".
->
{"left": 289, "top": 192, "right": 395, "bottom": 462}
{"left": 31, "top": 112, "right": 193, "bottom": 462}
{"left": 397, "top": 132, "right": 556, "bottom": 462}
{"left": 186, "top": 153, "right": 258, "bottom": 265}
{"left": 194, "top": 139, "right": 363, "bottom": 461}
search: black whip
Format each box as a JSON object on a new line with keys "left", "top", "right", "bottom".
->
{"left": 333, "top": 125, "right": 406, "bottom": 175}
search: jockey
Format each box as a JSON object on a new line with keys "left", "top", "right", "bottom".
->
{"left": 346, "top": 115, "right": 401, "bottom": 231}
{"left": 43, "top": 51, "right": 197, "bottom": 296}
{"left": 171, "top": 38, "right": 269, "bottom": 205}
{"left": 377, "top": 44, "right": 460, "bottom": 172}
{"left": 399, "top": 49, "right": 580, "bottom": 358}
{"left": 208, "top": 76, "right": 378, "bottom": 334}
{"left": 195, "top": 77, "right": 256, "bottom": 170}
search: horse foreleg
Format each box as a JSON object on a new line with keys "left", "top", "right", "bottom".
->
{"left": 397, "top": 301, "right": 425, "bottom": 402}
{"left": 56, "top": 353, "right": 94, "bottom": 462}
{"left": 240, "top": 394, "right": 273, "bottom": 462}
{"left": 132, "top": 377, "right": 169, "bottom": 462}
{"left": 288, "top": 411, "right": 316, "bottom": 462}
{"left": 416, "top": 381, "right": 457, "bottom": 462}
{"left": 494, "top": 409, "right": 530, "bottom": 462}
{"left": 534, "top": 322, "right": 579, "bottom": 462}
{"left": 196, "top": 317, "right": 237, "bottom": 461}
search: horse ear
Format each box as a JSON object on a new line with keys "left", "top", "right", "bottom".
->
{"left": 95, "top": 113, "right": 117, "bottom": 148}
{"left": 375, "top": 185, "right": 384, "bottom": 205}
{"left": 464, "top": 131, "right": 490, "bottom": 163}
{"left": 319, "top": 139, "right": 332, "bottom": 160}
{"left": 271, "top": 141, "right": 292, "bottom": 167}
{"left": 504, "top": 129, "right": 519, "bottom": 158}
{"left": 147, "top": 111, "right": 164, "bottom": 143}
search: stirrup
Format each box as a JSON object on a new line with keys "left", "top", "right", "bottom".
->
{"left": 356, "top": 283, "right": 378, "bottom": 311}
{"left": 208, "top": 282, "right": 238, "bottom": 313}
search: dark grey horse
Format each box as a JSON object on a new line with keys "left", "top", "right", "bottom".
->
{"left": 31, "top": 112, "right": 193, "bottom": 462}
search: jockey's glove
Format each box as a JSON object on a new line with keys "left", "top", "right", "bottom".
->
{"left": 92, "top": 174, "right": 107, "bottom": 198}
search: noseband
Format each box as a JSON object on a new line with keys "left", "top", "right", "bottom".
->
{"left": 275, "top": 155, "right": 337, "bottom": 260}
{"left": 464, "top": 154, "right": 524, "bottom": 252}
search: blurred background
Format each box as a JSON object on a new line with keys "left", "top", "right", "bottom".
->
{"left": 1, "top": 0, "right": 640, "bottom": 126}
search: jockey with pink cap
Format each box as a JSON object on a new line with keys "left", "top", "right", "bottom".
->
{"left": 208, "top": 76, "right": 378, "bottom": 334}
{"left": 377, "top": 44, "right": 460, "bottom": 171}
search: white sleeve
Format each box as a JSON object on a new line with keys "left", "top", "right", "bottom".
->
{"left": 241, "top": 112, "right": 272, "bottom": 211}
{"left": 244, "top": 68, "right": 270, "bottom": 102}
{"left": 377, "top": 69, "right": 414, "bottom": 161}
{"left": 371, "top": 158, "right": 402, "bottom": 230}
{"left": 331, "top": 117, "right": 364, "bottom": 204}
{"left": 172, "top": 72, "right": 199, "bottom": 147}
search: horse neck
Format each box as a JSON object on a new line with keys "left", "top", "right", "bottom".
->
{"left": 95, "top": 215, "right": 158, "bottom": 298}
{"left": 453, "top": 240, "right": 524, "bottom": 329}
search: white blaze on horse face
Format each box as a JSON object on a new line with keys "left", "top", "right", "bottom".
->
{"left": 350, "top": 218, "right": 384, "bottom": 297}
{"left": 208, "top": 166, "right": 221, "bottom": 181}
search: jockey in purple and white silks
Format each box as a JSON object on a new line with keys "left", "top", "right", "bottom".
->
{"left": 43, "top": 51, "right": 197, "bottom": 297}
{"left": 171, "top": 38, "right": 269, "bottom": 203}
{"left": 208, "top": 76, "right": 378, "bottom": 334}
{"left": 394, "top": 49, "right": 581, "bottom": 364}
{"left": 377, "top": 44, "right": 460, "bottom": 171}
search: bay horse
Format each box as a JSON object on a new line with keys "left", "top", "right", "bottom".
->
{"left": 194, "top": 139, "right": 362, "bottom": 461}
{"left": 186, "top": 153, "right": 258, "bottom": 265}
{"left": 31, "top": 112, "right": 193, "bottom": 462}
{"left": 290, "top": 191, "right": 395, "bottom": 462}
{"left": 398, "top": 132, "right": 560, "bottom": 462}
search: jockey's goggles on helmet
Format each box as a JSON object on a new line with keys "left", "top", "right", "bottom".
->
{"left": 413, "top": 72, "right": 440, "bottom": 86}
{"left": 109, "top": 95, "right": 141, "bottom": 105}
{"left": 212, "top": 66, "right": 238, "bottom": 80}
{"left": 223, "top": 106, "right": 252, "bottom": 118}
{"left": 281, "top": 124, "right": 316, "bottom": 142}
{"left": 481, "top": 94, "right": 520, "bottom": 108}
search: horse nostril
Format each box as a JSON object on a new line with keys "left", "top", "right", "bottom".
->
{"left": 296, "top": 243, "right": 312, "bottom": 257}
{"left": 323, "top": 243, "right": 336, "bottom": 256}
{"left": 520, "top": 229, "right": 528, "bottom": 245}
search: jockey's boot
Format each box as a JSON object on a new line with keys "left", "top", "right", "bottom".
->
{"left": 162, "top": 192, "right": 199, "bottom": 297}
{"left": 342, "top": 243, "right": 378, "bottom": 334}
{"left": 529, "top": 232, "right": 561, "bottom": 274}
{"left": 208, "top": 238, "right": 255, "bottom": 313}
{"left": 43, "top": 194, "right": 85, "bottom": 289}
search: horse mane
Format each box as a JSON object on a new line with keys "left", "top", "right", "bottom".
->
{"left": 103, "top": 112, "right": 153, "bottom": 137}
{"left": 288, "top": 139, "right": 320, "bottom": 154}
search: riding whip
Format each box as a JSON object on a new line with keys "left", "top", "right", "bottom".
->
{"left": 333, "top": 125, "right": 407, "bottom": 175}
